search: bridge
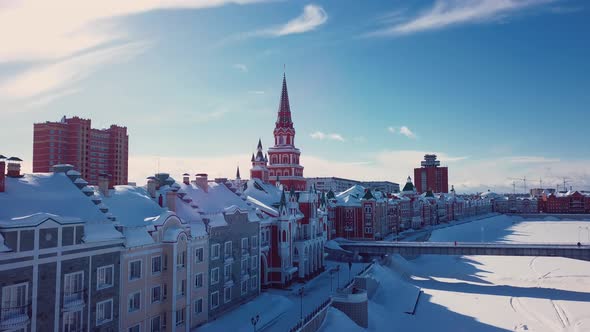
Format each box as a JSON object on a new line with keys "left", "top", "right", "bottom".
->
{"left": 337, "top": 241, "right": 590, "bottom": 261}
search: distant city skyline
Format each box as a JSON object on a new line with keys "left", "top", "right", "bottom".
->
{"left": 1, "top": 0, "right": 589, "bottom": 193}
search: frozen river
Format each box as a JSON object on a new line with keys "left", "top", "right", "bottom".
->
{"left": 322, "top": 214, "right": 590, "bottom": 332}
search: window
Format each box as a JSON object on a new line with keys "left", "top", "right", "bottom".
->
{"left": 96, "top": 299, "right": 113, "bottom": 325}
{"left": 195, "top": 273, "right": 204, "bottom": 289}
{"left": 177, "top": 279, "right": 186, "bottom": 297}
{"left": 224, "top": 287, "right": 231, "bottom": 303}
{"left": 251, "top": 255, "right": 258, "bottom": 270}
{"left": 151, "top": 285, "right": 161, "bottom": 303}
{"left": 128, "top": 291, "right": 140, "bottom": 312}
{"left": 129, "top": 325, "right": 140, "bottom": 332}
{"left": 210, "top": 291, "right": 219, "bottom": 309}
{"left": 195, "top": 247, "right": 204, "bottom": 263}
{"left": 129, "top": 260, "right": 142, "bottom": 280}
{"left": 151, "top": 256, "right": 162, "bottom": 275}
{"left": 251, "top": 276, "right": 258, "bottom": 290}
{"left": 63, "top": 309, "right": 82, "bottom": 332}
{"left": 211, "top": 268, "right": 219, "bottom": 285}
{"left": 151, "top": 316, "right": 162, "bottom": 332}
{"left": 224, "top": 264, "right": 232, "bottom": 282}
{"left": 241, "top": 258, "right": 248, "bottom": 275}
{"left": 224, "top": 241, "right": 232, "bottom": 259}
{"left": 64, "top": 271, "right": 84, "bottom": 304}
{"left": 1, "top": 282, "right": 28, "bottom": 323}
{"left": 175, "top": 308, "right": 185, "bottom": 326}
{"left": 177, "top": 250, "right": 186, "bottom": 269}
{"left": 241, "top": 238, "right": 249, "bottom": 253}
{"left": 97, "top": 265, "right": 114, "bottom": 290}
{"left": 211, "top": 244, "right": 220, "bottom": 260}
{"left": 241, "top": 280, "right": 248, "bottom": 295}
{"left": 251, "top": 236, "right": 258, "bottom": 249}
{"left": 194, "top": 298, "right": 203, "bottom": 315}
{"left": 163, "top": 255, "right": 168, "bottom": 271}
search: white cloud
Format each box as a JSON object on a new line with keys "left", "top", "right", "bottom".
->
{"left": 399, "top": 126, "right": 416, "bottom": 139}
{"left": 387, "top": 126, "right": 417, "bottom": 139}
{"left": 248, "top": 90, "right": 265, "bottom": 95}
{"left": 310, "top": 131, "right": 345, "bottom": 142}
{"left": 367, "top": 0, "right": 554, "bottom": 36}
{"left": 233, "top": 63, "right": 248, "bottom": 72}
{"left": 272, "top": 4, "right": 328, "bottom": 36}
{"left": 0, "top": 0, "right": 269, "bottom": 105}
{"left": 0, "top": 0, "right": 271, "bottom": 63}
{"left": 25, "top": 88, "right": 82, "bottom": 109}
{"left": 0, "top": 41, "right": 150, "bottom": 99}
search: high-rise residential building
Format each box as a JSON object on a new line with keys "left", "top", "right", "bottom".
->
{"left": 413, "top": 154, "right": 448, "bottom": 193}
{"left": 33, "top": 116, "right": 128, "bottom": 186}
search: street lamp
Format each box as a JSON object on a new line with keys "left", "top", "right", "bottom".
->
{"left": 297, "top": 287, "right": 305, "bottom": 323}
{"left": 250, "top": 314, "right": 260, "bottom": 332}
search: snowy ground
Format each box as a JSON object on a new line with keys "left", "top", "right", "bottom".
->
{"left": 321, "top": 215, "right": 590, "bottom": 332}
{"left": 198, "top": 261, "right": 369, "bottom": 332}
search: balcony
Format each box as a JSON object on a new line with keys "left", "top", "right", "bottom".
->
{"left": 0, "top": 304, "right": 31, "bottom": 330}
{"left": 63, "top": 289, "right": 86, "bottom": 311}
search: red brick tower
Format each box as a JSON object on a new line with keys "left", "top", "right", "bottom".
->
{"left": 267, "top": 74, "right": 306, "bottom": 191}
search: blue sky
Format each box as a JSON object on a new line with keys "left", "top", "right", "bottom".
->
{"left": 1, "top": 0, "right": 589, "bottom": 192}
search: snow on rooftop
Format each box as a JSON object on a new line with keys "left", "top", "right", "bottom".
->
{"left": 101, "top": 185, "right": 165, "bottom": 227}
{"left": 243, "top": 178, "right": 282, "bottom": 207}
{"left": 175, "top": 181, "right": 257, "bottom": 223}
{"left": 0, "top": 173, "right": 107, "bottom": 223}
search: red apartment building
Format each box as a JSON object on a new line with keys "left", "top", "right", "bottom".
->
{"left": 33, "top": 116, "right": 128, "bottom": 186}
{"left": 414, "top": 154, "right": 449, "bottom": 193}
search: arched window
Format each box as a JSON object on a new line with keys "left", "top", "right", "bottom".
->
{"left": 284, "top": 170, "right": 290, "bottom": 176}
{"left": 283, "top": 156, "right": 289, "bottom": 164}
{"left": 277, "top": 171, "right": 282, "bottom": 177}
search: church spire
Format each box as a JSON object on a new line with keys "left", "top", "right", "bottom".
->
{"left": 236, "top": 166, "right": 240, "bottom": 179}
{"left": 276, "top": 73, "right": 293, "bottom": 129}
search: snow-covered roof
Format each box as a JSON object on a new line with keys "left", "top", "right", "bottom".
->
{"left": 0, "top": 213, "right": 82, "bottom": 228}
{"left": 0, "top": 173, "right": 108, "bottom": 223}
{"left": 243, "top": 179, "right": 282, "bottom": 208}
{"left": 102, "top": 186, "right": 166, "bottom": 227}
{"left": 181, "top": 182, "right": 250, "bottom": 213}
{"left": 0, "top": 173, "right": 124, "bottom": 243}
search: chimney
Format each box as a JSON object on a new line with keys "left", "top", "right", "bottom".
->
{"left": 166, "top": 191, "right": 177, "bottom": 212}
{"left": 0, "top": 155, "right": 5, "bottom": 192}
{"left": 182, "top": 173, "right": 190, "bottom": 185}
{"left": 195, "top": 173, "right": 208, "bottom": 193}
{"left": 98, "top": 173, "right": 110, "bottom": 197}
{"left": 6, "top": 157, "right": 23, "bottom": 178}
{"left": 147, "top": 177, "right": 157, "bottom": 198}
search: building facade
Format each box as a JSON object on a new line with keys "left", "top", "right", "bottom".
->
{"left": 33, "top": 116, "right": 129, "bottom": 186}
{"left": 413, "top": 154, "right": 448, "bottom": 193}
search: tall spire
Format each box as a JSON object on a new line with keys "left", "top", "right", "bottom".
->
{"left": 236, "top": 166, "right": 240, "bottom": 179}
{"left": 276, "top": 73, "right": 293, "bottom": 129}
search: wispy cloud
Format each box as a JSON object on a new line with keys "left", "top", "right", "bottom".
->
{"left": 25, "top": 88, "right": 82, "bottom": 109}
{"left": 0, "top": 0, "right": 269, "bottom": 105}
{"left": 233, "top": 63, "right": 248, "bottom": 72}
{"left": 310, "top": 131, "right": 345, "bottom": 142}
{"left": 248, "top": 90, "right": 265, "bottom": 95}
{"left": 272, "top": 4, "right": 328, "bottom": 36}
{"left": 367, "top": 0, "right": 555, "bottom": 37}
{"left": 0, "top": 41, "right": 150, "bottom": 100}
{"left": 0, "top": 0, "right": 271, "bottom": 63}
{"left": 387, "top": 126, "right": 417, "bottom": 139}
